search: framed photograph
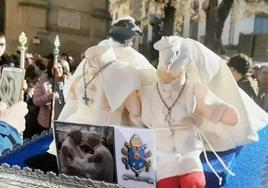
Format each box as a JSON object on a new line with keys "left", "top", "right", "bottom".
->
{"left": 0, "top": 67, "right": 25, "bottom": 106}
{"left": 115, "top": 127, "right": 156, "bottom": 188}
{"left": 54, "top": 121, "right": 116, "bottom": 184}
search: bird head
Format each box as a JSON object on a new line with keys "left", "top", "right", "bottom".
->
{"left": 109, "top": 16, "right": 143, "bottom": 46}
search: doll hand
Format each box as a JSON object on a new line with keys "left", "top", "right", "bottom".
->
{"left": 220, "top": 105, "right": 240, "bottom": 126}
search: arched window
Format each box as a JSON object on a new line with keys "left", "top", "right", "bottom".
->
{"left": 0, "top": 0, "right": 5, "bottom": 33}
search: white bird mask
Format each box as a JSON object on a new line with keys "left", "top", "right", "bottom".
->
{"left": 154, "top": 36, "right": 192, "bottom": 79}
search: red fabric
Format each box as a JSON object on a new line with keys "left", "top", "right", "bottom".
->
{"left": 157, "top": 172, "right": 206, "bottom": 188}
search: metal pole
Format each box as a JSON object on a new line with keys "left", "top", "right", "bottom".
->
{"left": 53, "top": 35, "right": 60, "bottom": 67}
{"left": 49, "top": 35, "right": 60, "bottom": 128}
{"left": 19, "top": 32, "right": 27, "bottom": 69}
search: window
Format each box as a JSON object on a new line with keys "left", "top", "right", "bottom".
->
{"left": 254, "top": 14, "right": 268, "bottom": 34}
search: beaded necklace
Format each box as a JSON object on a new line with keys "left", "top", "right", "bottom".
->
{"left": 82, "top": 60, "right": 114, "bottom": 105}
{"left": 156, "top": 79, "right": 186, "bottom": 126}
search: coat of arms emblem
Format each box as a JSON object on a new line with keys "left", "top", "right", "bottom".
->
{"left": 121, "top": 134, "right": 153, "bottom": 184}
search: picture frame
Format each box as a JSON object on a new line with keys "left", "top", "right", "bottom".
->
{"left": 54, "top": 121, "right": 117, "bottom": 184}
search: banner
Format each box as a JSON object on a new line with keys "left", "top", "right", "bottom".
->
{"left": 115, "top": 127, "right": 156, "bottom": 188}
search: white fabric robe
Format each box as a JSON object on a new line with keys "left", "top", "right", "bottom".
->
{"left": 141, "top": 79, "right": 238, "bottom": 180}
{"left": 60, "top": 59, "right": 140, "bottom": 125}
{"left": 98, "top": 38, "right": 157, "bottom": 86}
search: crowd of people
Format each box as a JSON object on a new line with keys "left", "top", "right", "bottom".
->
{"left": 0, "top": 33, "right": 81, "bottom": 138}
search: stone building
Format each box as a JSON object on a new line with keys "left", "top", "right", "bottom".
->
{"left": 0, "top": 0, "right": 110, "bottom": 59}
{"left": 110, "top": 0, "right": 268, "bottom": 62}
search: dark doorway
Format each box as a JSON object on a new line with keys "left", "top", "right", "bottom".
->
{"left": 0, "top": 0, "right": 5, "bottom": 33}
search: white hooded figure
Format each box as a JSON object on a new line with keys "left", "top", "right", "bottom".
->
{"left": 141, "top": 36, "right": 240, "bottom": 187}
{"left": 49, "top": 46, "right": 142, "bottom": 155}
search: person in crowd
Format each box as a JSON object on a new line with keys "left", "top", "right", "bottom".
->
{"left": 23, "top": 82, "right": 35, "bottom": 103}
{"left": 33, "top": 59, "right": 66, "bottom": 129}
{"left": 12, "top": 51, "right": 21, "bottom": 67}
{"left": 84, "top": 131, "right": 114, "bottom": 182}
{"left": 25, "top": 58, "right": 45, "bottom": 84}
{"left": 0, "top": 33, "right": 9, "bottom": 68}
{"left": 141, "top": 36, "right": 239, "bottom": 188}
{"left": 61, "top": 52, "right": 75, "bottom": 73}
{"left": 61, "top": 52, "right": 70, "bottom": 64}
{"left": 0, "top": 53, "right": 9, "bottom": 67}
{"left": 227, "top": 54, "right": 258, "bottom": 101}
{"left": 257, "top": 64, "right": 268, "bottom": 112}
{"left": 0, "top": 33, "right": 6, "bottom": 58}
{"left": 67, "top": 55, "right": 76, "bottom": 73}
{"left": 25, "top": 53, "right": 34, "bottom": 68}
{"left": 250, "top": 64, "right": 260, "bottom": 79}
{"left": 60, "top": 59, "right": 71, "bottom": 79}
{"left": 23, "top": 56, "right": 48, "bottom": 139}
{"left": 60, "top": 128, "right": 86, "bottom": 176}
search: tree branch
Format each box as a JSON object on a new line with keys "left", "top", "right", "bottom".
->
{"left": 216, "top": 0, "right": 234, "bottom": 39}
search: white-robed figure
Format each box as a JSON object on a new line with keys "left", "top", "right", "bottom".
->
{"left": 49, "top": 16, "right": 157, "bottom": 154}
{"left": 141, "top": 36, "right": 240, "bottom": 188}
{"left": 58, "top": 46, "right": 141, "bottom": 125}
{"left": 59, "top": 16, "right": 156, "bottom": 125}
{"left": 48, "top": 46, "right": 142, "bottom": 155}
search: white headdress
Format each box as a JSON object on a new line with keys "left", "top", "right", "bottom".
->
{"left": 112, "top": 16, "right": 135, "bottom": 26}
{"left": 153, "top": 36, "right": 192, "bottom": 78}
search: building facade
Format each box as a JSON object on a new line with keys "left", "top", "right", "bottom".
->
{"left": 0, "top": 0, "right": 110, "bottom": 59}
{"left": 110, "top": 0, "right": 268, "bottom": 62}
{"left": 109, "top": 0, "right": 196, "bottom": 64}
